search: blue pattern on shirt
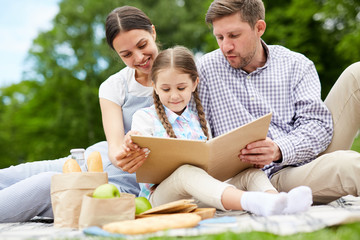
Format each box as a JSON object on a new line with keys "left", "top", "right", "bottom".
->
{"left": 137, "top": 105, "right": 207, "bottom": 199}
{"left": 193, "top": 40, "right": 333, "bottom": 177}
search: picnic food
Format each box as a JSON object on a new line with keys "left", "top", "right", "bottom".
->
{"left": 192, "top": 208, "right": 216, "bottom": 220}
{"left": 139, "top": 199, "right": 196, "bottom": 215}
{"left": 135, "top": 199, "right": 216, "bottom": 220}
{"left": 92, "top": 183, "right": 120, "bottom": 199}
{"left": 135, "top": 197, "right": 152, "bottom": 214}
{"left": 62, "top": 158, "right": 82, "bottom": 173}
{"left": 87, "top": 151, "right": 103, "bottom": 172}
{"left": 102, "top": 213, "right": 201, "bottom": 235}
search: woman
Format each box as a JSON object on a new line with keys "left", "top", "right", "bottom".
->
{"left": 0, "top": 6, "right": 158, "bottom": 222}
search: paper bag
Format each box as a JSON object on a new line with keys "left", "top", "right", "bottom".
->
{"left": 50, "top": 172, "right": 108, "bottom": 229}
{"left": 79, "top": 192, "right": 135, "bottom": 229}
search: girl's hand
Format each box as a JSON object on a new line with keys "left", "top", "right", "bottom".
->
{"left": 123, "top": 130, "right": 142, "bottom": 151}
{"left": 113, "top": 131, "right": 150, "bottom": 173}
{"left": 238, "top": 137, "right": 282, "bottom": 166}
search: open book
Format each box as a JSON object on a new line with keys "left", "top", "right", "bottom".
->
{"left": 131, "top": 112, "right": 272, "bottom": 184}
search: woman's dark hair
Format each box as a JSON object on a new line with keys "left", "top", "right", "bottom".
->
{"left": 105, "top": 6, "right": 153, "bottom": 50}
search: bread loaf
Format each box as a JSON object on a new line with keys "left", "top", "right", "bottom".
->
{"left": 87, "top": 151, "right": 103, "bottom": 172}
{"left": 62, "top": 158, "right": 82, "bottom": 173}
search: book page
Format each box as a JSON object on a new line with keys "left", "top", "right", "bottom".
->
{"left": 206, "top": 113, "right": 272, "bottom": 181}
{"left": 131, "top": 136, "right": 208, "bottom": 184}
{"left": 131, "top": 112, "right": 272, "bottom": 184}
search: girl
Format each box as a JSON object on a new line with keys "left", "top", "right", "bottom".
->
{"left": 0, "top": 6, "right": 157, "bottom": 222}
{"left": 123, "top": 46, "right": 313, "bottom": 216}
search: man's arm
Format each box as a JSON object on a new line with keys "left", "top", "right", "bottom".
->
{"left": 240, "top": 62, "right": 333, "bottom": 167}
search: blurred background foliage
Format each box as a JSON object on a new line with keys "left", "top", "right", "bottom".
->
{"left": 0, "top": 0, "right": 359, "bottom": 168}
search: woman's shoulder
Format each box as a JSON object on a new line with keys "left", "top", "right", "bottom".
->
{"left": 101, "top": 67, "right": 134, "bottom": 87}
{"left": 98, "top": 67, "right": 135, "bottom": 105}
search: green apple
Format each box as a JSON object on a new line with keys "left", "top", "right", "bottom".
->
{"left": 135, "top": 197, "right": 152, "bottom": 214}
{"left": 92, "top": 183, "right": 120, "bottom": 199}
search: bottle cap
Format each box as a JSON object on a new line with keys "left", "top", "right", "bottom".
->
{"left": 70, "top": 148, "right": 85, "bottom": 154}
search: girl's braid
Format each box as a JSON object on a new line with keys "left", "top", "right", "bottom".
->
{"left": 193, "top": 89, "right": 210, "bottom": 140}
{"left": 153, "top": 91, "right": 177, "bottom": 138}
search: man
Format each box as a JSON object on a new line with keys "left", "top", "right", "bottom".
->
{"left": 197, "top": 0, "right": 360, "bottom": 204}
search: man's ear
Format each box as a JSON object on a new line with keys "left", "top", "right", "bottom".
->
{"left": 255, "top": 20, "right": 266, "bottom": 37}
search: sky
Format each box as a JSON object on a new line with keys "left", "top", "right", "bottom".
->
{"left": 0, "top": 0, "right": 60, "bottom": 87}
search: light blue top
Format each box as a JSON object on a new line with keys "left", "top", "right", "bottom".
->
{"left": 133, "top": 105, "right": 207, "bottom": 199}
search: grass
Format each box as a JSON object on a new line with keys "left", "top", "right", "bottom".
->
{"left": 351, "top": 133, "right": 360, "bottom": 152}
{"left": 146, "top": 222, "right": 360, "bottom": 239}
{"left": 82, "top": 222, "right": 360, "bottom": 240}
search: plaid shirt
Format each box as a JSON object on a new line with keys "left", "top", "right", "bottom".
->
{"left": 194, "top": 40, "right": 333, "bottom": 176}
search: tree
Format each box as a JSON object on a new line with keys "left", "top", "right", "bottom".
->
{"left": 0, "top": 0, "right": 211, "bottom": 167}
{"left": 1, "top": 0, "right": 359, "bottom": 168}
{"left": 263, "top": 0, "right": 360, "bottom": 98}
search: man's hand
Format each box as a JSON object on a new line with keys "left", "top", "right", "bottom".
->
{"left": 239, "top": 137, "right": 282, "bottom": 166}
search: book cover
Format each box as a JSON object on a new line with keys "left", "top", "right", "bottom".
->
{"left": 131, "top": 112, "right": 272, "bottom": 184}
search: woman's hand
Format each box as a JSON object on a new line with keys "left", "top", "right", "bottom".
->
{"left": 114, "top": 147, "right": 149, "bottom": 173}
{"left": 112, "top": 131, "right": 150, "bottom": 173}
{"left": 238, "top": 137, "right": 282, "bottom": 166}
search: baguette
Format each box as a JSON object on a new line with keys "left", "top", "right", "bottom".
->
{"left": 87, "top": 151, "right": 103, "bottom": 172}
{"left": 62, "top": 158, "right": 82, "bottom": 173}
{"left": 103, "top": 213, "right": 201, "bottom": 235}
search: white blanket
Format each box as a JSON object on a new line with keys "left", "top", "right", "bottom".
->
{"left": 1, "top": 196, "right": 359, "bottom": 239}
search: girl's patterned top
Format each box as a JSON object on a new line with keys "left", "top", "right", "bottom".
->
{"left": 136, "top": 104, "right": 207, "bottom": 199}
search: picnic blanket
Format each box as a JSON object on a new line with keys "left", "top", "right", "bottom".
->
{"left": 1, "top": 195, "right": 360, "bottom": 239}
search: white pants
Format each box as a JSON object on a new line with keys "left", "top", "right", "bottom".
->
{"left": 0, "top": 158, "right": 67, "bottom": 222}
{"left": 0, "top": 141, "right": 140, "bottom": 222}
{"left": 150, "top": 164, "right": 276, "bottom": 210}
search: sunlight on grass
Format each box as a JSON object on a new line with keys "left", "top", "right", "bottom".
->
{"left": 146, "top": 222, "right": 360, "bottom": 240}
{"left": 351, "top": 134, "right": 360, "bottom": 152}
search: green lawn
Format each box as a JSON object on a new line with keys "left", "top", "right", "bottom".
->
{"left": 146, "top": 136, "right": 360, "bottom": 240}
{"left": 351, "top": 134, "right": 360, "bottom": 152}
{"left": 145, "top": 222, "right": 360, "bottom": 240}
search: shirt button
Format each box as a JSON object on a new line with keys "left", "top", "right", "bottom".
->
{"left": 247, "top": 76, "right": 251, "bottom": 79}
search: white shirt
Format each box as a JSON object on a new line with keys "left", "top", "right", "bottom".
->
{"left": 99, "top": 67, "right": 153, "bottom": 106}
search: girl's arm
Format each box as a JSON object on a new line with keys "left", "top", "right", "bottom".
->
{"left": 100, "top": 98, "right": 147, "bottom": 170}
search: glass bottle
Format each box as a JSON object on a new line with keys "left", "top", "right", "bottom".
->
{"left": 70, "top": 148, "right": 85, "bottom": 166}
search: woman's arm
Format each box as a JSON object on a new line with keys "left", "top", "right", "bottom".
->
{"left": 100, "top": 98, "right": 147, "bottom": 170}
{"left": 120, "top": 109, "right": 154, "bottom": 173}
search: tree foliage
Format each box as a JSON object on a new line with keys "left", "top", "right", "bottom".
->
{"left": 0, "top": 0, "right": 359, "bottom": 167}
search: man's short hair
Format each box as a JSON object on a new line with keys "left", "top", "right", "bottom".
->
{"left": 205, "top": 0, "right": 265, "bottom": 29}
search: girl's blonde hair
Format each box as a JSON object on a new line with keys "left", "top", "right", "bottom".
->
{"left": 151, "top": 46, "right": 209, "bottom": 140}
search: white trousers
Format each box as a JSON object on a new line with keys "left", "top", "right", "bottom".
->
{"left": 0, "top": 141, "right": 140, "bottom": 222}
{"left": 0, "top": 158, "right": 67, "bottom": 222}
{"left": 150, "top": 164, "right": 276, "bottom": 210}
